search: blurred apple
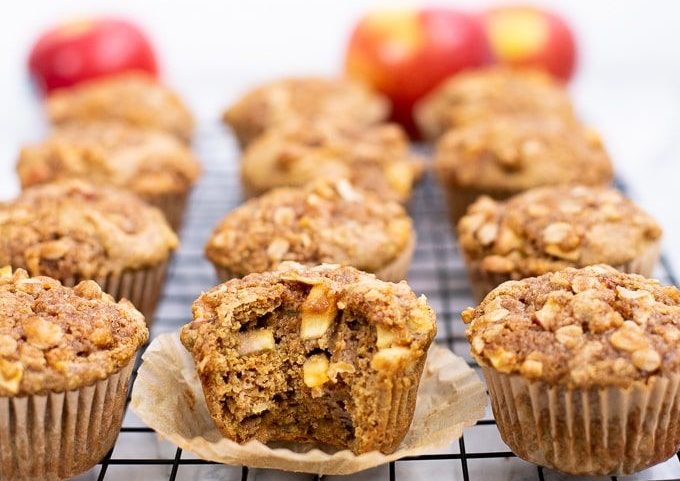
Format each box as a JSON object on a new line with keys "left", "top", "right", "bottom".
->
{"left": 482, "top": 6, "right": 577, "bottom": 81}
{"left": 28, "top": 17, "right": 158, "bottom": 94}
{"left": 345, "top": 8, "right": 490, "bottom": 136}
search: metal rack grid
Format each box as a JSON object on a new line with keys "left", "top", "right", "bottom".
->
{"left": 81, "top": 123, "right": 680, "bottom": 481}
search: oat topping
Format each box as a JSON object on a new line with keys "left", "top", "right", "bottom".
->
{"left": 0, "top": 180, "right": 178, "bottom": 279}
{"left": 46, "top": 72, "right": 194, "bottom": 142}
{"left": 0, "top": 267, "right": 148, "bottom": 396}
{"left": 17, "top": 121, "right": 201, "bottom": 196}
{"left": 457, "top": 185, "right": 661, "bottom": 277}
{"left": 205, "top": 178, "right": 413, "bottom": 277}
{"left": 463, "top": 265, "right": 680, "bottom": 387}
{"left": 435, "top": 116, "right": 613, "bottom": 191}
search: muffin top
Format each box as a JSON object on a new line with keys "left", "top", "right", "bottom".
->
{"left": 223, "top": 76, "right": 389, "bottom": 146}
{"left": 205, "top": 178, "right": 413, "bottom": 277}
{"left": 435, "top": 116, "right": 613, "bottom": 191}
{"left": 0, "top": 180, "right": 178, "bottom": 279}
{"left": 17, "top": 121, "right": 201, "bottom": 196}
{"left": 241, "top": 120, "right": 423, "bottom": 202}
{"left": 463, "top": 265, "right": 680, "bottom": 388}
{"left": 458, "top": 186, "right": 662, "bottom": 277}
{"left": 0, "top": 267, "right": 148, "bottom": 396}
{"left": 415, "top": 67, "right": 574, "bottom": 140}
{"left": 46, "top": 72, "right": 194, "bottom": 142}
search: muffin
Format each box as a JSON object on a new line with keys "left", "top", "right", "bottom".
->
{"left": 435, "top": 116, "right": 613, "bottom": 224}
{"left": 17, "top": 121, "right": 201, "bottom": 230}
{"left": 180, "top": 262, "right": 436, "bottom": 454}
{"left": 241, "top": 120, "right": 423, "bottom": 202}
{"left": 0, "top": 180, "right": 178, "bottom": 322}
{"left": 463, "top": 265, "right": 680, "bottom": 475}
{"left": 458, "top": 185, "right": 662, "bottom": 301}
{"left": 223, "top": 76, "right": 389, "bottom": 147}
{"left": 206, "top": 178, "right": 415, "bottom": 282}
{"left": 0, "top": 266, "right": 148, "bottom": 481}
{"left": 414, "top": 66, "right": 574, "bottom": 141}
{"left": 46, "top": 72, "right": 195, "bottom": 143}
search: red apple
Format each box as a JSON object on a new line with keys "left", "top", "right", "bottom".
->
{"left": 345, "top": 8, "right": 490, "bottom": 136}
{"left": 28, "top": 17, "right": 158, "bottom": 95}
{"left": 482, "top": 6, "right": 577, "bottom": 81}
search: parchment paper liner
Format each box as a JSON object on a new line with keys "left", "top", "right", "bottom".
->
{"left": 0, "top": 360, "right": 134, "bottom": 481}
{"left": 141, "top": 189, "right": 190, "bottom": 232}
{"left": 130, "top": 332, "right": 487, "bottom": 475}
{"left": 483, "top": 367, "right": 680, "bottom": 475}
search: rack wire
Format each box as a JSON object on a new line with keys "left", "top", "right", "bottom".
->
{"left": 82, "top": 123, "right": 680, "bottom": 481}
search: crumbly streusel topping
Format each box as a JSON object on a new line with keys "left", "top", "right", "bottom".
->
{"left": 46, "top": 72, "right": 195, "bottom": 142}
{"left": 0, "top": 267, "right": 148, "bottom": 396}
{"left": 241, "top": 120, "right": 423, "bottom": 202}
{"left": 0, "top": 180, "right": 178, "bottom": 278}
{"left": 463, "top": 265, "right": 680, "bottom": 387}
{"left": 458, "top": 186, "right": 662, "bottom": 276}
{"left": 205, "top": 178, "right": 413, "bottom": 276}
{"left": 435, "top": 116, "right": 613, "bottom": 191}
{"left": 17, "top": 121, "right": 201, "bottom": 196}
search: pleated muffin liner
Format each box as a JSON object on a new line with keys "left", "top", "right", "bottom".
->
{"left": 483, "top": 367, "right": 680, "bottom": 476}
{"left": 462, "top": 239, "right": 662, "bottom": 303}
{"left": 142, "top": 189, "right": 190, "bottom": 232}
{"left": 442, "top": 185, "right": 517, "bottom": 228}
{"left": 59, "top": 261, "right": 168, "bottom": 326}
{"left": 130, "top": 332, "right": 488, "bottom": 475}
{"left": 0, "top": 361, "right": 134, "bottom": 481}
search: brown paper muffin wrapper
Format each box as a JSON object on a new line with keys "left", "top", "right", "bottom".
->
{"left": 0, "top": 360, "right": 134, "bottom": 481}
{"left": 130, "top": 333, "right": 487, "bottom": 475}
{"left": 60, "top": 261, "right": 169, "bottom": 326}
{"left": 462, "top": 239, "right": 662, "bottom": 303}
{"left": 442, "top": 185, "right": 517, "bottom": 228}
{"left": 141, "top": 190, "right": 190, "bottom": 232}
{"left": 483, "top": 366, "right": 680, "bottom": 475}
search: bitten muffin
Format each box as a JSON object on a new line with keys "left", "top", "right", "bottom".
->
{"left": 435, "top": 116, "right": 614, "bottom": 224}
{"left": 240, "top": 120, "right": 423, "bottom": 202}
{"left": 0, "top": 266, "right": 148, "bottom": 481}
{"left": 0, "top": 180, "right": 178, "bottom": 322}
{"left": 414, "top": 67, "right": 575, "bottom": 141}
{"left": 463, "top": 265, "right": 680, "bottom": 475}
{"left": 206, "top": 178, "right": 415, "bottom": 282}
{"left": 223, "top": 76, "right": 389, "bottom": 147}
{"left": 46, "top": 72, "right": 195, "bottom": 142}
{"left": 458, "top": 185, "right": 662, "bottom": 301}
{"left": 181, "top": 262, "right": 436, "bottom": 454}
{"left": 17, "top": 121, "right": 201, "bottom": 230}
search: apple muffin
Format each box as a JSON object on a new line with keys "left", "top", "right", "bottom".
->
{"left": 458, "top": 185, "right": 662, "bottom": 301}
{"left": 0, "top": 179, "right": 178, "bottom": 322}
{"left": 435, "top": 115, "right": 613, "bottom": 224}
{"left": 46, "top": 72, "right": 195, "bottom": 142}
{"left": 0, "top": 266, "right": 148, "bottom": 481}
{"left": 240, "top": 120, "right": 423, "bottom": 202}
{"left": 180, "top": 262, "right": 436, "bottom": 454}
{"left": 414, "top": 66, "right": 575, "bottom": 140}
{"left": 223, "top": 76, "right": 389, "bottom": 147}
{"left": 464, "top": 265, "right": 680, "bottom": 475}
{"left": 17, "top": 121, "right": 201, "bottom": 230}
{"left": 206, "top": 178, "right": 414, "bottom": 282}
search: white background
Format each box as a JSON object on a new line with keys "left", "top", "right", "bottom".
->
{"left": 0, "top": 0, "right": 679, "bottom": 271}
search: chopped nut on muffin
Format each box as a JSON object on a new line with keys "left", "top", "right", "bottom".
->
{"left": 181, "top": 262, "right": 436, "bottom": 454}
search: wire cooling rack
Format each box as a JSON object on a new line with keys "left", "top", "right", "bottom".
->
{"left": 76, "top": 123, "right": 680, "bottom": 481}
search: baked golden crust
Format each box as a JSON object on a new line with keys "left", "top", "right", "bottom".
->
{"left": 463, "top": 265, "right": 680, "bottom": 388}
{"left": 17, "top": 121, "right": 201, "bottom": 197}
{"left": 181, "top": 262, "right": 435, "bottom": 454}
{"left": 0, "top": 180, "right": 178, "bottom": 279}
{"left": 435, "top": 116, "right": 613, "bottom": 192}
{"left": 46, "top": 72, "right": 195, "bottom": 142}
{"left": 0, "top": 267, "right": 148, "bottom": 396}
{"left": 240, "top": 121, "right": 422, "bottom": 203}
{"left": 458, "top": 185, "right": 662, "bottom": 277}
{"left": 206, "top": 178, "right": 413, "bottom": 277}
{"left": 223, "top": 77, "right": 389, "bottom": 147}
{"left": 415, "top": 67, "right": 574, "bottom": 140}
